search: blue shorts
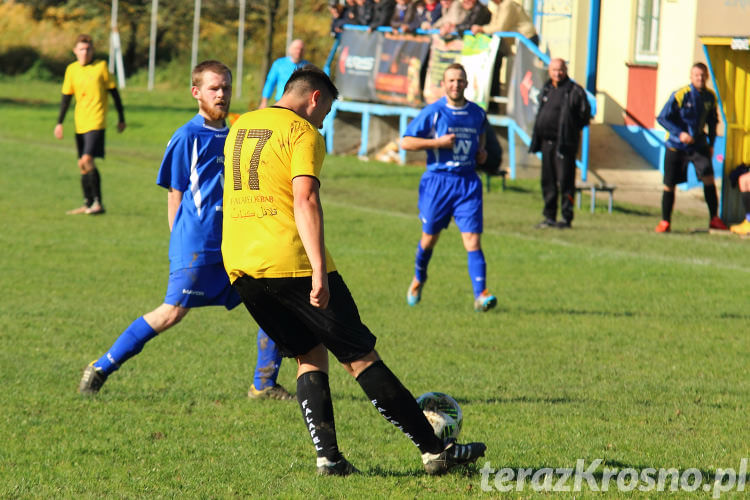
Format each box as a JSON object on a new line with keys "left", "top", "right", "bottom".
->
{"left": 418, "top": 170, "right": 483, "bottom": 234}
{"left": 164, "top": 262, "right": 242, "bottom": 309}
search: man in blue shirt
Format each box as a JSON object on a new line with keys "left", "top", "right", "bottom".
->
{"left": 259, "top": 39, "right": 309, "bottom": 109}
{"left": 655, "top": 62, "right": 728, "bottom": 233}
{"left": 401, "top": 63, "right": 497, "bottom": 312}
{"left": 78, "top": 60, "right": 292, "bottom": 400}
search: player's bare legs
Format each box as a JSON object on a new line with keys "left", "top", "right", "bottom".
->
{"left": 142, "top": 303, "right": 191, "bottom": 333}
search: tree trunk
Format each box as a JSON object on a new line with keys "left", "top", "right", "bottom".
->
{"left": 261, "top": 0, "right": 279, "bottom": 81}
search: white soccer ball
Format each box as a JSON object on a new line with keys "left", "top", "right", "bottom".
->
{"left": 416, "top": 392, "right": 463, "bottom": 440}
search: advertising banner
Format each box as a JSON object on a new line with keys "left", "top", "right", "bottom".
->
{"left": 460, "top": 34, "right": 500, "bottom": 110}
{"left": 335, "top": 30, "right": 378, "bottom": 101}
{"left": 374, "top": 32, "right": 431, "bottom": 106}
{"left": 508, "top": 42, "right": 548, "bottom": 137}
{"left": 423, "top": 35, "right": 463, "bottom": 104}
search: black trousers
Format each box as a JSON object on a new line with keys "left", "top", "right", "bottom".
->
{"left": 541, "top": 140, "right": 576, "bottom": 222}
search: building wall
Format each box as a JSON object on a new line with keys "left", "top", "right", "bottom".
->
{"left": 594, "top": 0, "right": 636, "bottom": 124}
{"left": 538, "top": 0, "right": 750, "bottom": 126}
{"left": 654, "top": 0, "right": 699, "bottom": 120}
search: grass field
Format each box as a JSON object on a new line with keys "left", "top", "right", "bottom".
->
{"left": 1, "top": 78, "right": 749, "bottom": 498}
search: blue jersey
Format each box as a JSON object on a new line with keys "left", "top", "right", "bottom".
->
{"left": 657, "top": 83, "right": 718, "bottom": 152}
{"left": 156, "top": 114, "right": 227, "bottom": 273}
{"left": 403, "top": 97, "right": 486, "bottom": 175}
{"left": 262, "top": 56, "right": 310, "bottom": 101}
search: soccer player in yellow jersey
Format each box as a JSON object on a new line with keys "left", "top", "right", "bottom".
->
{"left": 223, "top": 66, "right": 485, "bottom": 476}
{"left": 54, "top": 34, "right": 126, "bottom": 215}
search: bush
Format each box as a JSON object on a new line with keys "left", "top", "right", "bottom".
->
{"left": 21, "top": 58, "right": 54, "bottom": 81}
{"left": 0, "top": 46, "right": 41, "bottom": 75}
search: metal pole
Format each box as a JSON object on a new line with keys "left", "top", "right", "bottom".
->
{"left": 191, "top": 0, "right": 201, "bottom": 74}
{"left": 585, "top": 0, "right": 601, "bottom": 94}
{"left": 148, "top": 0, "right": 158, "bottom": 91}
{"left": 286, "top": 0, "right": 294, "bottom": 48}
{"left": 236, "top": 0, "right": 246, "bottom": 99}
{"left": 109, "top": 0, "right": 118, "bottom": 73}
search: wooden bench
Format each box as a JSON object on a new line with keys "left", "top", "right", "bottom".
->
{"left": 575, "top": 183, "right": 616, "bottom": 213}
{"left": 484, "top": 170, "right": 508, "bottom": 192}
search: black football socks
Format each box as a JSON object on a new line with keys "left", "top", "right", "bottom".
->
{"left": 80, "top": 171, "right": 94, "bottom": 207}
{"left": 296, "top": 371, "right": 343, "bottom": 464}
{"left": 661, "top": 190, "right": 675, "bottom": 222}
{"left": 356, "top": 360, "right": 444, "bottom": 454}
{"left": 80, "top": 168, "right": 102, "bottom": 207}
{"left": 91, "top": 167, "right": 102, "bottom": 205}
{"left": 704, "top": 184, "right": 718, "bottom": 217}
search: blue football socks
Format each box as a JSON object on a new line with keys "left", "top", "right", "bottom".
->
{"left": 93, "top": 316, "right": 157, "bottom": 375}
{"left": 414, "top": 242, "right": 433, "bottom": 283}
{"left": 467, "top": 249, "right": 487, "bottom": 298}
{"left": 253, "top": 328, "right": 282, "bottom": 391}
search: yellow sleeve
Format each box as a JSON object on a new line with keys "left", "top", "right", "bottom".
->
{"left": 290, "top": 127, "right": 326, "bottom": 180}
{"left": 100, "top": 62, "right": 116, "bottom": 90}
{"left": 61, "top": 63, "right": 75, "bottom": 95}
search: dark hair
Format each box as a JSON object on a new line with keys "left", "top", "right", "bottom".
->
{"left": 692, "top": 62, "right": 708, "bottom": 73}
{"left": 192, "top": 60, "right": 232, "bottom": 87}
{"left": 283, "top": 65, "right": 339, "bottom": 101}
{"left": 75, "top": 34, "right": 93, "bottom": 46}
{"left": 443, "top": 62, "right": 467, "bottom": 79}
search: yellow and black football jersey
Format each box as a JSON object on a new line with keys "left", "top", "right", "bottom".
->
{"left": 222, "top": 107, "right": 336, "bottom": 281}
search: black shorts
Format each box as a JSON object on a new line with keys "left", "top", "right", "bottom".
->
{"left": 663, "top": 146, "right": 713, "bottom": 186}
{"left": 75, "top": 129, "right": 105, "bottom": 159}
{"left": 232, "top": 271, "right": 377, "bottom": 363}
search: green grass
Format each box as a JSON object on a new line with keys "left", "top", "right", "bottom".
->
{"left": 1, "top": 78, "right": 749, "bottom": 498}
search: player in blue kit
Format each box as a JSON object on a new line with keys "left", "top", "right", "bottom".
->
{"left": 78, "top": 60, "right": 291, "bottom": 400}
{"left": 401, "top": 63, "right": 497, "bottom": 312}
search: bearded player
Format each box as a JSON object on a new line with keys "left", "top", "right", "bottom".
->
{"left": 78, "top": 61, "right": 291, "bottom": 400}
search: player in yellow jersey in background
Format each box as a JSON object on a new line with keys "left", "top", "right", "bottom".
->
{"left": 54, "top": 34, "right": 126, "bottom": 215}
{"left": 222, "top": 65, "right": 485, "bottom": 476}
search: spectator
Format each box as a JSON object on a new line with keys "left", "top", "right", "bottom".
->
{"left": 391, "top": 0, "right": 418, "bottom": 32}
{"left": 471, "top": 0, "right": 538, "bottom": 45}
{"left": 433, "top": 0, "right": 490, "bottom": 38}
{"left": 369, "top": 0, "right": 397, "bottom": 32}
{"left": 353, "top": 0, "right": 375, "bottom": 25}
{"left": 654, "top": 62, "right": 727, "bottom": 232}
{"left": 729, "top": 165, "right": 750, "bottom": 235}
{"left": 470, "top": 0, "right": 538, "bottom": 102}
{"left": 408, "top": 0, "right": 443, "bottom": 32}
{"left": 259, "top": 39, "right": 309, "bottom": 109}
{"left": 528, "top": 58, "right": 591, "bottom": 229}
{"left": 329, "top": 1, "right": 346, "bottom": 35}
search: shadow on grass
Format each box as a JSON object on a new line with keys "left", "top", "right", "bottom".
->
{"left": 364, "top": 462, "right": 484, "bottom": 478}
{"left": 0, "top": 96, "right": 56, "bottom": 108}
{"left": 0, "top": 97, "right": 195, "bottom": 115}
{"left": 612, "top": 205, "right": 653, "bottom": 216}
{"left": 514, "top": 306, "right": 639, "bottom": 318}
{"left": 455, "top": 395, "right": 581, "bottom": 406}
{"left": 502, "top": 184, "right": 533, "bottom": 194}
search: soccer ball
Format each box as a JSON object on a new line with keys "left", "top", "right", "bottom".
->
{"left": 416, "top": 392, "right": 463, "bottom": 441}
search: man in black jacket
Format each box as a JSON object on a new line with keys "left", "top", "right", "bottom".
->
{"left": 529, "top": 58, "right": 591, "bottom": 228}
